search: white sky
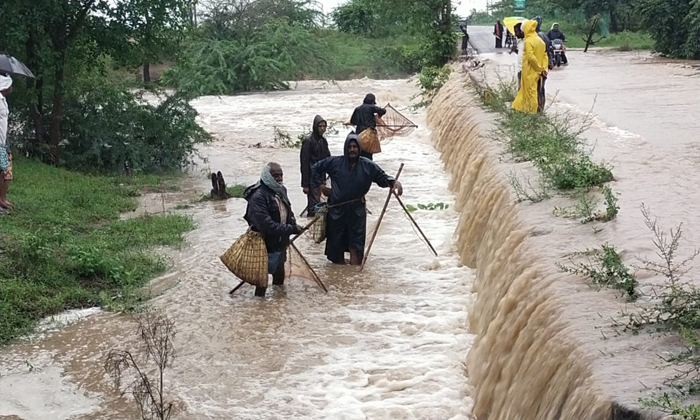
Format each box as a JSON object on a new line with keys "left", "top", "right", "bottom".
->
{"left": 317, "top": 0, "right": 488, "bottom": 17}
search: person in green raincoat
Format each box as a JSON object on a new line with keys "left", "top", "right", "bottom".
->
{"left": 512, "top": 20, "right": 548, "bottom": 114}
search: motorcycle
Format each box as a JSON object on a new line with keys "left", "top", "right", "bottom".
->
{"left": 551, "top": 39, "right": 565, "bottom": 67}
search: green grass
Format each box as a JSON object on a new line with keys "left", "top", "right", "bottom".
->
{"left": 200, "top": 184, "right": 247, "bottom": 202}
{"left": 316, "top": 30, "right": 422, "bottom": 80}
{"left": 483, "top": 89, "right": 613, "bottom": 191}
{"left": 0, "top": 157, "right": 194, "bottom": 344}
{"left": 564, "top": 30, "right": 654, "bottom": 50}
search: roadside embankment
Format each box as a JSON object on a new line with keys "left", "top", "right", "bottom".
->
{"left": 427, "top": 67, "right": 670, "bottom": 419}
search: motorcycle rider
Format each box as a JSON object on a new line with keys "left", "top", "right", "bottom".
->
{"left": 548, "top": 23, "right": 568, "bottom": 65}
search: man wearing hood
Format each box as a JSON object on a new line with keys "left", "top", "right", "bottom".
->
{"left": 311, "top": 133, "right": 403, "bottom": 266}
{"left": 300, "top": 115, "right": 330, "bottom": 217}
{"left": 512, "top": 20, "right": 548, "bottom": 114}
{"left": 532, "top": 16, "right": 553, "bottom": 112}
{"left": 509, "top": 22, "right": 525, "bottom": 91}
{"left": 243, "top": 162, "right": 303, "bottom": 297}
{"left": 0, "top": 74, "right": 13, "bottom": 213}
{"left": 349, "top": 93, "right": 386, "bottom": 161}
{"left": 547, "top": 23, "right": 568, "bottom": 64}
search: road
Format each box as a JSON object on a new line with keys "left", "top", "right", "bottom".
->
{"left": 466, "top": 25, "right": 499, "bottom": 54}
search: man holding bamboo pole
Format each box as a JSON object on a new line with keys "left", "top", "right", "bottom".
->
{"left": 311, "top": 133, "right": 403, "bottom": 266}
{"left": 243, "top": 162, "right": 303, "bottom": 297}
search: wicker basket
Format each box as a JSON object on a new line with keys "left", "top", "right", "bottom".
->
{"left": 311, "top": 207, "right": 328, "bottom": 244}
{"left": 359, "top": 128, "right": 381, "bottom": 154}
{"left": 220, "top": 229, "right": 268, "bottom": 287}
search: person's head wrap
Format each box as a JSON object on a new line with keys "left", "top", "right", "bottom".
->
{"left": 551, "top": 22, "right": 559, "bottom": 30}
{"left": 0, "top": 75, "right": 12, "bottom": 92}
{"left": 260, "top": 162, "right": 288, "bottom": 200}
{"left": 363, "top": 93, "right": 376, "bottom": 105}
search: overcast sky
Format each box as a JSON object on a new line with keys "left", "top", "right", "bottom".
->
{"left": 316, "top": 0, "right": 488, "bottom": 17}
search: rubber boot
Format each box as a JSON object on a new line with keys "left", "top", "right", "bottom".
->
{"left": 254, "top": 286, "right": 267, "bottom": 297}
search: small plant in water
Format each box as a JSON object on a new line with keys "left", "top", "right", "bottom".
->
{"left": 552, "top": 186, "right": 619, "bottom": 224}
{"left": 405, "top": 202, "right": 450, "bottom": 212}
{"left": 105, "top": 309, "right": 177, "bottom": 420}
{"left": 274, "top": 127, "right": 301, "bottom": 148}
{"left": 507, "top": 172, "right": 550, "bottom": 203}
{"left": 558, "top": 244, "right": 638, "bottom": 300}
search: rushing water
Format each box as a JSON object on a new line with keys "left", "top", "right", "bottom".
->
{"left": 435, "top": 50, "right": 700, "bottom": 419}
{"left": 0, "top": 79, "right": 475, "bottom": 420}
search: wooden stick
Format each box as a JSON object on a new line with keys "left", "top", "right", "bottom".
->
{"left": 228, "top": 281, "right": 246, "bottom": 295}
{"left": 360, "top": 163, "right": 405, "bottom": 271}
{"left": 290, "top": 242, "right": 328, "bottom": 293}
{"left": 391, "top": 191, "right": 438, "bottom": 257}
{"left": 299, "top": 205, "right": 308, "bottom": 218}
{"left": 290, "top": 216, "right": 321, "bottom": 243}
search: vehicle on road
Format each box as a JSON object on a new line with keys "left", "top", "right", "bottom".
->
{"left": 551, "top": 39, "right": 565, "bottom": 67}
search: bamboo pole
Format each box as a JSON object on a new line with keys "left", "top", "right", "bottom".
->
{"left": 360, "top": 163, "right": 404, "bottom": 271}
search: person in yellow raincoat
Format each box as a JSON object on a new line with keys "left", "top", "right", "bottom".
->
{"left": 512, "top": 20, "right": 548, "bottom": 114}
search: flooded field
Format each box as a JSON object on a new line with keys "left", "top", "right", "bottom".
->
{"left": 3, "top": 48, "right": 700, "bottom": 420}
{"left": 0, "top": 79, "right": 475, "bottom": 420}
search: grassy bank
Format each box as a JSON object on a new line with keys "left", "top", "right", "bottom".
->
{"left": 562, "top": 30, "right": 654, "bottom": 50}
{"left": 471, "top": 75, "right": 638, "bottom": 299}
{"left": 318, "top": 31, "right": 421, "bottom": 79}
{"left": 478, "top": 79, "right": 613, "bottom": 192}
{"left": 0, "top": 158, "right": 194, "bottom": 344}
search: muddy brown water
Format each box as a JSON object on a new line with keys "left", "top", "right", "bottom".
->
{"left": 2, "top": 51, "right": 698, "bottom": 419}
{"left": 441, "top": 50, "right": 700, "bottom": 418}
{"left": 0, "top": 79, "right": 475, "bottom": 420}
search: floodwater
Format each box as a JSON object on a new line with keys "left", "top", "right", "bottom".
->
{"left": 0, "top": 79, "right": 475, "bottom": 419}
{"left": 442, "top": 49, "right": 700, "bottom": 417}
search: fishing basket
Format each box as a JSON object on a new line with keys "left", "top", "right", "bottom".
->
{"left": 219, "top": 229, "right": 269, "bottom": 288}
{"left": 311, "top": 204, "right": 328, "bottom": 244}
{"left": 359, "top": 128, "right": 381, "bottom": 154}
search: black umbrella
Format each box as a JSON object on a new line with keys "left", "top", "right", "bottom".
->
{"left": 0, "top": 53, "right": 35, "bottom": 79}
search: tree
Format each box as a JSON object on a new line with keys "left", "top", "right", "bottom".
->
{"left": 107, "top": 0, "right": 194, "bottom": 86}
{"left": 0, "top": 0, "right": 197, "bottom": 164}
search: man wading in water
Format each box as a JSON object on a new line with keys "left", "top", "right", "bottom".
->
{"left": 348, "top": 93, "right": 386, "bottom": 161}
{"left": 243, "top": 162, "right": 303, "bottom": 297}
{"left": 300, "top": 115, "right": 330, "bottom": 218}
{"left": 311, "top": 133, "right": 403, "bottom": 265}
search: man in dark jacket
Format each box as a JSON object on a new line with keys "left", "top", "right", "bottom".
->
{"left": 547, "top": 23, "right": 568, "bottom": 64}
{"left": 300, "top": 115, "right": 330, "bottom": 218}
{"left": 243, "top": 162, "right": 303, "bottom": 297}
{"left": 532, "top": 16, "right": 553, "bottom": 112}
{"left": 493, "top": 20, "right": 504, "bottom": 48}
{"left": 311, "top": 133, "right": 403, "bottom": 266}
{"left": 349, "top": 93, "right": 386, "bottom": 161}
{"left": 460, "top": 23, "right": 470, "bottom": 55}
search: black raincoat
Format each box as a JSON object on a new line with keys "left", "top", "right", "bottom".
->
{"left": 547, "top": 28, "right": 565, "bottom": 42}
{"left": 300, "top": 115, "right": 330, "bottom": 189}
{"left": 350, "top": 94, "right": 386, "bottom": 135}
{"left": 243, "top": 182, "right": 298, "bottom": 254}
{"left": 311, "top": 133, "right": 395, "bottom": 263}
{"left": 300, "top": 115, "right": 331, "bottom": 217}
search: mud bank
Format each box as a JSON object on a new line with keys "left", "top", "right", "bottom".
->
{"left": 427, "top": 69, "right": 669, "bottom": 420}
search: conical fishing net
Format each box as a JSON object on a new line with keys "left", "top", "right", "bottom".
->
{"left": 375, "top": 104, "right": 418, "bottom": 140}
{"left": 284, "top": 241, "right": 327, "bottom": 292}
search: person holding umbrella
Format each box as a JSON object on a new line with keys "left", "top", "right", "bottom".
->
{"left": 0, "top": 74, "right": 13, "bottom": 212}
{"left": 0, "top": 53, "right": 37, "bottom": 213}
